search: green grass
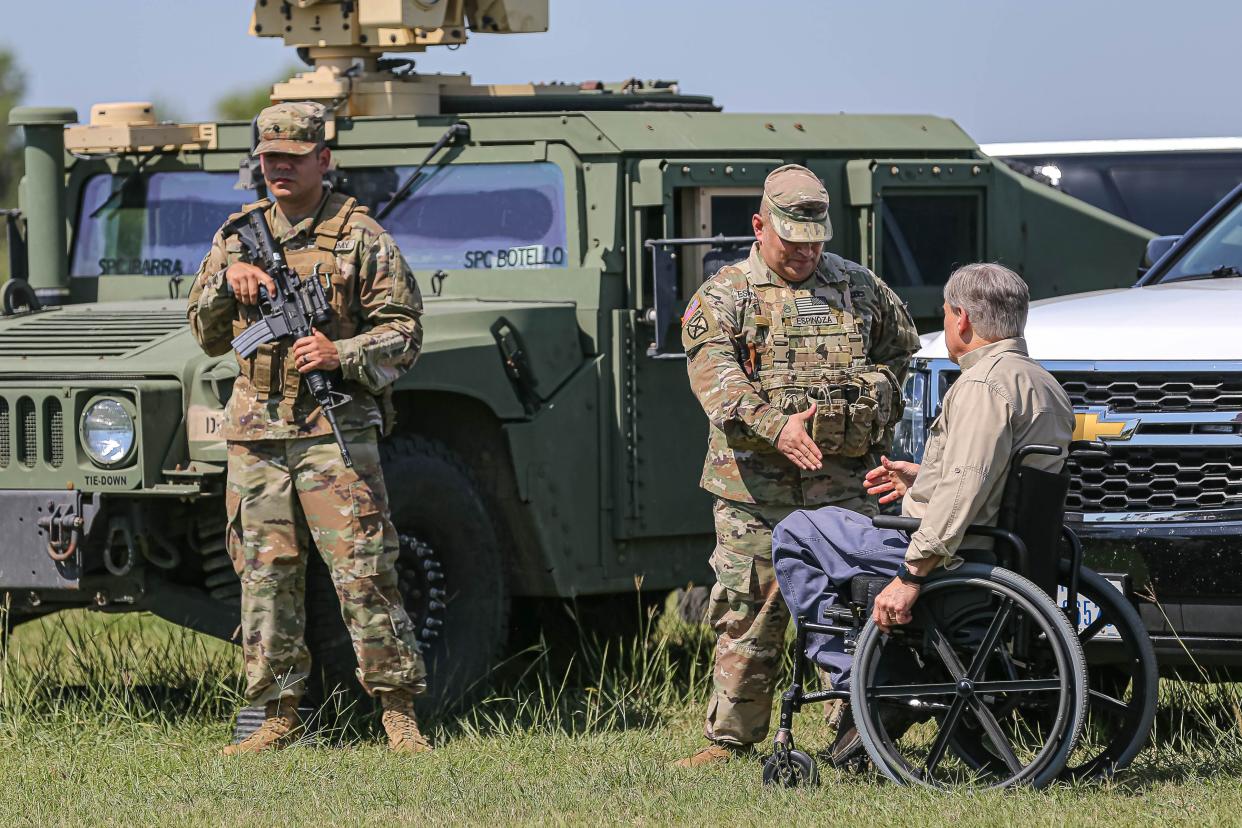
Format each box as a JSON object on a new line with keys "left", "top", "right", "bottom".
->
{"left": 2, "top": 606, "right": 1242, "bottom": 827}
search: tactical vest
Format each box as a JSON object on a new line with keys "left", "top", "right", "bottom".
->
{"left": 226, "top": 194, "right": 365, "bottom": 421}
{"left": 748, "top": 280, "right": 900, "bottom": 458}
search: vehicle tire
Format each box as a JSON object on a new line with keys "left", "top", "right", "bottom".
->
{"left": 671, "top": 585, "right": 711, "bottom": 625}
{"left": 303, "top": 434, "right": 509, "bottom": 714}
{"left": 1058, "top": 565, "right": 1158, "bottom": 780}
{"left": 851, "top": 563, "right": 1088, "bottom": 789}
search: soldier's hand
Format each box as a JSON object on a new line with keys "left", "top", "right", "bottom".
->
{"left": 864, "top": 455, "right": 920, "bottom": 504}
{"left": 292, "top": 328, "right": 340, "bottom": 373}
{"left": 777, "top": 404, "right": 823, "bottom": 471}
{"left": 225, "top": 262, "right": 276, "bottom": 306}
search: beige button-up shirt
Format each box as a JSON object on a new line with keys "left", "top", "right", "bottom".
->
{"left": 901, "top": 337, "right": 1074, "bottom": 566}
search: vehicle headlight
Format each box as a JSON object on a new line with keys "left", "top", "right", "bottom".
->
{"left": 890, "top": 371, "right": 928, "bottom": 462}
{"left": 80, "top": 398, "right": 136, "bottom": 467}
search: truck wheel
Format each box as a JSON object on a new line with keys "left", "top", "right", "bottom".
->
{"left": 303, "top": 434, "right": 509, "bottom": 714}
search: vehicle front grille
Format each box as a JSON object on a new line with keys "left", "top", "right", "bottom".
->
{"left": 0, "top": 392, "right": 70, "bottom": 470}
{"left": 1066, "top": 446, "right": 1242, "bottom": 512}
{"left": 16, "top": 397, "right": 35, "bottom": 468}
{"left": 1054, "top": 371, "right": 1242, "bottom": 413}
{"left": 0, "top": 398, "right": 9, "bottom": 467}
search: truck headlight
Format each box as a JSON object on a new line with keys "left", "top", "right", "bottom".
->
{"left": 80, "top": 397, "right": 136, "bottom": 467}
{"left": 891, "top": 371, "right": 928, "bottom": 462}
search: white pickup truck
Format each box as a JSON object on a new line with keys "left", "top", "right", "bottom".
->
{"left": 898, "top": 182, "right": 1242, "bottom": 674}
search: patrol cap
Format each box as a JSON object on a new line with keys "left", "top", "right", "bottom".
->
{"left": 253, "top": 101, "right": 326, "bottom": 156}
{"left": 762, "top": 164, "right": 832, "bottom": 243}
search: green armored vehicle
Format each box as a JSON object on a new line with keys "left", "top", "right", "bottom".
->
{"left": 0, "top": 0, "right": 1152, "bottom": 700}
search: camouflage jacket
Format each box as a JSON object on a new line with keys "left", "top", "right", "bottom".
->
{"left": 682, "top": 243, "right": 919, "bottom": 506}
{"left": 187, "top": 189, "right": 423, "bottom": 441}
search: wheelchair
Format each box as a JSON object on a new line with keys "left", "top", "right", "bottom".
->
{"left": 762, "top": 441, "right": 1158, "bottom": 789}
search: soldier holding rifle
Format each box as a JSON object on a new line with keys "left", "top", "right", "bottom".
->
{"left": 187, "top": 102, "right": 429, "bottom": 755}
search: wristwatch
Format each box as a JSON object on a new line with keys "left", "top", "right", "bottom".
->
{"left": 896, "top": 564, "right": 927, "bottom": 586}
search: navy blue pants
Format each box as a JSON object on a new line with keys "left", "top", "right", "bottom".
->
{"left": 771, "top": 506, "right": 909, "bottom": 688}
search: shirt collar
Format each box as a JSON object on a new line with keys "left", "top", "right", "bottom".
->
{"left": 268, "top": 188, "right": 332, "bottom": 244}
{"left": 957, "top": 336, "right": 1028, "bottom": 372}
{"left": 747, "top": 243, "right": 836, "bottom": 289}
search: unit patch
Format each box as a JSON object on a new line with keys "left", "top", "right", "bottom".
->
{"left": 685, "top": 311, "right": 709, "bottom": 340}
{"left": 794, "top": 294, "right": 837, "bottom": 324}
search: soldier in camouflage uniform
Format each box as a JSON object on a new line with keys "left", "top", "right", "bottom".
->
{"left": 186, "top": 102, "right": 430, "bottom": 755}
{"left": 675, "top": 165, "right": 920, "bottom": 767}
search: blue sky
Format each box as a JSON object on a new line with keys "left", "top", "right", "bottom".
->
{"left": 6, "top": 0, "right": 1239, "bottom": 142}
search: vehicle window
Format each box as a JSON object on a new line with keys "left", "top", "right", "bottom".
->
{"left": 1012, "top": 153, "right": 1242, "bottom": 235}
{"left": 878, "top": 193, "right": 980, "bottom": 287}
{"left": 1160, "top": 197, "right": 1242, "bottom": 283}
{"left": 349, "top": 162, "right": 569, "bottom": 271}
{"left": 72, "top": 162, "right": 570, "bottom": 277}
{"left": 72, "top": 172, "right": 242, "bottom": 277}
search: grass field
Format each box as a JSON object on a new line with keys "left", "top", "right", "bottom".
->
{"left": 3, "top": 606, "right": 1242, "bottom": 827}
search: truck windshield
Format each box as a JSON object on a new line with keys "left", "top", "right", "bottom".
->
{"left": 1160, "top": 197, "right": 1242, "bottom": 284}
{"left": 73, "top": 171, "right": 242, "bottom": 277}
{"left": 72, "top": 162, "right": 569, "bottom": 277}
{"left": 349, "top": 162, "right": 569, "bottom": 271}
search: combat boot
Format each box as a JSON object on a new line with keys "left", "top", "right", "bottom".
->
{"left": 380, "top": 689, "right": 432, "bottom": 754}
{"left": 673, "top": 742, "right": 753, "bottom": 768}
{"left": 221, "top": 698, "right": 302, "bottom": 756}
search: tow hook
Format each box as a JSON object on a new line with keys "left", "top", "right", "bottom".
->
{"left": 37, "top": 501, "right": 83, "bottom": 562}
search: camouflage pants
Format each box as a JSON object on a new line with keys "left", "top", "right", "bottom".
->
{"left": 704, "top": 496, "right": 872, "bottom": 746}
{"left": 225, "top": 428, "right": 426, "bottom": 705}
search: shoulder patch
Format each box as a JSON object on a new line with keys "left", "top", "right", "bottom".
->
{"left": 680, "top": 290, "right": 722, "bottom": 350}
{"left": 681, "top": 296, "right": 701, "bottom": 326}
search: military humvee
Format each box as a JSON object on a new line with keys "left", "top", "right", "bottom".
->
{"left": 0, "top": 0, "right": 1152, "bottom": 702}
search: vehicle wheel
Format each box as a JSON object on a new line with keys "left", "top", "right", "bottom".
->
{"left": 851, "top": 564, "right": 1088, "bottom": 789}
{"left": 762, "top": 748, "right": 820, "bottom": 787}
{"left": 304, "top": 434, "right": 509, "bottom": 714}
{"left": 672, "top": 585, "right": 711, "bottom": 625}
{"left": 1058, "top": 565, "right": 1158, "bottom": 780}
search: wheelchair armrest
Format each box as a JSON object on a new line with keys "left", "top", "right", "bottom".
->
{"left": 872, "top": 515, "right": 921, "bottom": 532}
{"left": 1069, "top": 439, "right": 1110, "bottom": 457}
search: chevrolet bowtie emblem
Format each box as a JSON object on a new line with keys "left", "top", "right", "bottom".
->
{"left": 1073, "top": 407, "right": 1140, "bottom": 442}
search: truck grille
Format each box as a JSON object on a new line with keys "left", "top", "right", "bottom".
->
{"left": 1055, "top": 371, "right": 1242, "bottom": 413}
{"left": 0, "top": 393, "right": 67, "bottom": 470}
{"left": 1067, "top": 446, "right": 1242, "bottom": 512}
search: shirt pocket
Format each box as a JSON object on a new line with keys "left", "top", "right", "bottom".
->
{"left": 922, "top": 412, "right": 946, "bottom": 464}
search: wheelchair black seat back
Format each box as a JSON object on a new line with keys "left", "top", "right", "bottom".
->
{"left": 762, "top": 441, "right": 1158, "bottom": 790}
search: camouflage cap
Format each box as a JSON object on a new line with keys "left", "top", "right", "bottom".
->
{"left": 763, "top": 164, "right": 832, "bottom": 243}
{"left": 254, "top": 101, "right": 326, "bottom": 156}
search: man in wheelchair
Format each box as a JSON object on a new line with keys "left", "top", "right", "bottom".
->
{"left": 770, "top": 262, "right": 1076, "bottom": 778}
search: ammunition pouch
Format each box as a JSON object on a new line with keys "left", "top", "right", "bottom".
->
{"left": 758, "top": 364, "right": 901, "bottom": 458}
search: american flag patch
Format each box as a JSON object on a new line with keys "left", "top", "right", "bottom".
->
{"left": 794, "top": 294, "right": 835, "bottom": 322}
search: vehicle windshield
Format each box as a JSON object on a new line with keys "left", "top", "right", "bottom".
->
{"left": 73, "top": 171, "right": 242, "bottom": 277}
{"left": 1159, "top": 196, "right": 1242, "bottom": 284}
{"left": 72, "top": 162, "right": 569, "bottom": 277}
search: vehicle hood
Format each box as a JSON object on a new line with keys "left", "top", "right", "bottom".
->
{"left": 0, "top": 295, "right": 581, "bottom": 387}
{"left": 915, "top": 278, "right": 1242, "bottom": 361}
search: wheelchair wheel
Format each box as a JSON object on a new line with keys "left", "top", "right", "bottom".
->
{"left": 850, "top": 564, "right": 1087, "bottom": 789}
{"left": 1058, "top": 565, "right": 1158, "bottom": 779}
{"left": 949, "top": 565, "right": 1158, "bottom": 780}
{"left": 761, "top": 748, "right": 820, "bottom": 788}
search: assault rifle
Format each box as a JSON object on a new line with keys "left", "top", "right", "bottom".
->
{"left": 226, "top": 209, "right": 354, "bottom": 467}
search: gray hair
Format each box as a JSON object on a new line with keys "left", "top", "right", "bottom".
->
{"left": 943, "top": 262, "right": 1030, "bottom": 340}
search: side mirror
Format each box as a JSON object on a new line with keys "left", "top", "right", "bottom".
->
{"left": 1142, "top": 235, "right": 1181, "bottom": 269}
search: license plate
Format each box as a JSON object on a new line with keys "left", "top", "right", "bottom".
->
{"left": 1057, "top": 578, "right": 1125, "bottom": 640}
